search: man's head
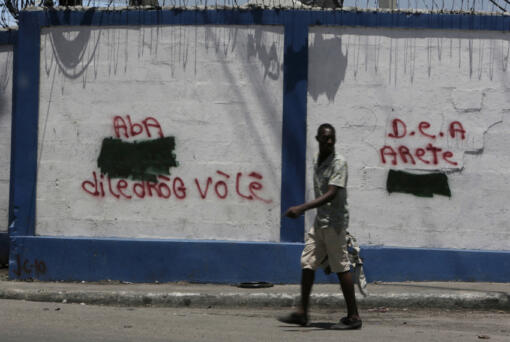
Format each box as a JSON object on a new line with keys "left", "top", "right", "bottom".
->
{"left": 316, "top": 123, "right": 336, "bottom": 156}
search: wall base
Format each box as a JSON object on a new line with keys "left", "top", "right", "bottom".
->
{"left": 8, "top": 236, "right": 510, "bottom": 283}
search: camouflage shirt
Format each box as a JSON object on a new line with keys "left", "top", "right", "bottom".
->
{"left": 313, "top": 152, "right": 349, "bottom": 230}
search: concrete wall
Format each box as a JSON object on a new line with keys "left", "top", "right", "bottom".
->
{"left": 8, "top": 9, "right": 510, "bottom": 282}
{"left": 306, "top": 27, "right": 510, "bottom": 251}
{"left": 0, "top": 31, "right": 14, "bottom": 265}
{"left": 36, "top": 25, "right": 283, "bottom": 241}
{"left": 0, "top": 45, "right": 12, "bottom": 234}
{"left": 37, "top": 25, "right": 510, "bottom": 250}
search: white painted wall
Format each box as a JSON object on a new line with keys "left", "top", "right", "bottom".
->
{"left": 37, "top": 25, "right": 283, "bottom": 241}
{"left": 36, "top": 23, "right": 510, "bottom": 250}
{"left": 0, "top": 46, "right": 12, "bottom": 232}
{"left": 307, "top": 27, "right": 510, "bottom": 251}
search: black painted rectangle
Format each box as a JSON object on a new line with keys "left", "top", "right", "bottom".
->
{"left": 386, "top": 170, "right": 451, "bottom": 198}
{"left": 97, "top": 137, "right": 177, "bottom": 182}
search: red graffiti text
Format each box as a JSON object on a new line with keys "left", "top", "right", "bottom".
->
{"left": 387, "top": 119, "right": 466, "bottom": 140}
{"left": 113, "top": 115, "right": 164, "bottom": 139}
{"left": 380, "top": 118, "right": 466, "bottom": 167}
{"left": 380, "top": 144, "right": 458, "bottom": 166}
{"left": 81, "top": 170, "right": 272, "bottom": 203}
{"left": 194, "top": 170, "right": 272, "bottom": 203}
{"left": 81, "top": 172, "right": 186, "bottom": 199}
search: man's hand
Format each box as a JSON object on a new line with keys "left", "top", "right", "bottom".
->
{"left": 284, "top": 186, "right": 339, "bottom": 220}
{"left": 285, "top": 206, "right": 304, "bottom": 218}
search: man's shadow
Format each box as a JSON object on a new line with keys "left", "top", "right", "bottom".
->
{"left": 279, "top": 322, "right": 338, "bottom": 331}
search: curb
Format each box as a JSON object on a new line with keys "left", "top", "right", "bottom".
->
{"left": 1, "top": 289, "right": 509, "bottom": 311}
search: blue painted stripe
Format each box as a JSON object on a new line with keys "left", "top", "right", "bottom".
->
{"left": 9, "top": 236, "right": 304, "bottom": 283}
{"left": 362, "top": 246, "right": 510, "bottom": 283}
{"left": 280, "top": 22, "right": 308, "bottom": 242}
{"left": 9, "top": 236, "right": 510, "bottom": 283}
{"left": 21, "top": 9, "right": 510, "bottom": 31}
{"left": 41, "top": 8, "right": 288, "bottom": 26}
{"left": 11, "top": 12, "right": 41, "bottom": 236}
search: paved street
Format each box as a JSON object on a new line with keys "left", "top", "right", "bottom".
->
{"left": 1, "top": 299, "right": 509, "bottom": 342}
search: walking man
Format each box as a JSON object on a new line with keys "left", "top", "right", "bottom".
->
{"left": 278, "top": 123, "right": 362, "bottom": 330}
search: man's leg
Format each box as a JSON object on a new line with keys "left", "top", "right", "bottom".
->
{"left": 330, "top": 270, "right": 362, "bottom": 330}
{"left": 332, "top": 0, "right": 344, "bottom": 8}
{"left": 278, "top": 227, "right": 321, "bottom": 326}
{"left": 337, "top": 270, "right": 359, "bottom": 319}
{"left": 277, "top": 269, "right": 315, "bottom": 326}
{"left": 298, "top": 269, "right": 315, "bottom": 315}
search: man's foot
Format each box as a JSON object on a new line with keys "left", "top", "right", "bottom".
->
{"left": 330, "top": 316, "right": 362, "bottom": 330}
{"left": 277, "top": 312, "right": 308, "bottom": 326}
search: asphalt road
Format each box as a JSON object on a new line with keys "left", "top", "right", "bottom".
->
{"left": 1, "top": 299, "right": 509, "bottom": 342}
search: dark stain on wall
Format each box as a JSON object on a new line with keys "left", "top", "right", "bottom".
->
{"left": 97, "top": 137, "right": 178, "bottom": 182}
{"left": 386, "top": 169, "right": 451, "bottom": 198}
{"left": 308, "top": 34, "right": 347, "bottom": 102}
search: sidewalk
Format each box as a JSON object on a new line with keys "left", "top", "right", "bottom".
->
{"left": 1, "top": 269, "right": 509, "bottom": 311}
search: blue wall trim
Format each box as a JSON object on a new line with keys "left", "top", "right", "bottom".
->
{"left": 9, "top": 9, "right": 510, "bottom": 282}
{"left": 10, "top": 12, "right": 41, "bottom": 237}
{"left": 362, "top": 246, "right": 510, "bottom": 283}
{"left": 280, "top": 22, "right": 308, "bottom": 242}
{"left": 20, "top": 8, "right": 510, "bottom": 31}
{"left": 9, "top": 236, "right": 510, "bottom": 283}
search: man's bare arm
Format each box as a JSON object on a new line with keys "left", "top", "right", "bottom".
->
{"left": 285, "top": 185, "right": 339, "bottom": 219}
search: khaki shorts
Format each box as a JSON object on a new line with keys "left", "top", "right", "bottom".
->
{"left": 300, "top": 225, "right": 350, "bottom": 273}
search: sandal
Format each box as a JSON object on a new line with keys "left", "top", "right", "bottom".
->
{"left": 331, "top": 316, "right": 362, "bottom": 330}
{"left": 277, "top": 312, "right": 309, "bottom": 326}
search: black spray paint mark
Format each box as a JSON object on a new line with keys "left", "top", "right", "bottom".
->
{"left": 386, "top": 170, "right": 451, "bottom": 198}
{"left": 97, "top": 137, "right": 178, "bottom": 182}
